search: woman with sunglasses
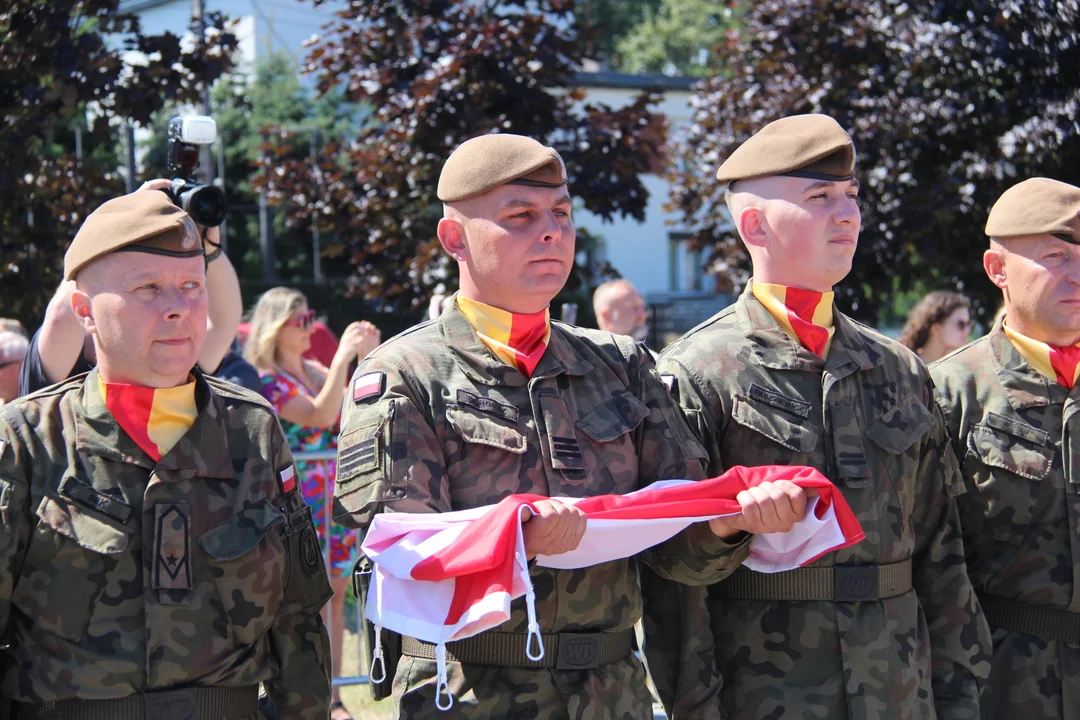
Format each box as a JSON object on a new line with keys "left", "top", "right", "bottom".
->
{"left": 244, "top": 286, "right": 380, "bottom": 720}
{"left": 897, "top": 290, "right": 973, "bottom": 364}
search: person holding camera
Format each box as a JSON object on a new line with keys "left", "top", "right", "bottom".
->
{"left": 19, "top": 179, "right": 246, "bottom": 397}
{"left": 0, "top": 191, "right": 332, "bottom": 718}
{"left": 245, "top": 287, "right": 381, "bottom": 720}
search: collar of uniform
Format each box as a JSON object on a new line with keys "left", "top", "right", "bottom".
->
{"left": 153, "top": 369, "right": 234, "bottom": 478}
{"left": 439, "top": 295, "right": 590, "bottom": 385}
{"left": 74, "top": 367, "right": 234, "bottom": 477}
{"left": 988, "top": 321, "right": 1057, "bottom": 410}
{"left": 530, "top": 321, "right": 592, "bottom": 379}
{"left": 738, "top": 284, "right": 875, "bottom": 374}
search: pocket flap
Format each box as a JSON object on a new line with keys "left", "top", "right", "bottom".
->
{"left": 36, "top": 495, "right": 131, "bottom": 555}
{"left": 446, "top": 405, "right": 526, "bottom": 454}
{"left": 198, "top": 501, "right": 285, "bottom": 561}
{"left": 731, "top": 394, "right": 818, "bottom": 452}
{"left": 577, "top": 392, "right": 651, "bottom": 442}
{"left": 864, "top": 396, "right": 934, "bottom": 454}
{"left": 968, "top": 422, "right": 1054, "bottom": 481}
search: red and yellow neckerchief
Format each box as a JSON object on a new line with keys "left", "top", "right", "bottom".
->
{"left": 98, "top": 375, "right": 199, "bottom": 461}
{"left": 752, "top": 282, "right": 836, "bottom": 357}
{"left": 1002, "top": 322, "right": 1080, "bottom": 390}
{"left": 457, "top": 295, "right": 551, "bottom": 378}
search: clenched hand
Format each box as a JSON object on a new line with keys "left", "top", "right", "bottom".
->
{"left": 522, "top": 499, "right": 587, "bottom": 559}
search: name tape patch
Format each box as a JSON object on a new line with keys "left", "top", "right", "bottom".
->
{"left": 353, "top": 372, "right": 385, "bottom": 403}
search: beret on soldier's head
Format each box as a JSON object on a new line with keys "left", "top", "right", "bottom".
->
{"left": 64, "top": 191, "right": 203, "bottom": 280}
{"left": 985, "top": 177, "right": 1080, "bottom": 245}
{"left": 437, "top": 134, "right": 567, "bottom": 202}
{"left": 716, "top": 114, "right": 856, "bottom": 186}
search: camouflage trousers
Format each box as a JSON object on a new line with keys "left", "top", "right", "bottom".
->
{"left": 980, "top": 627, "right": 1080, "bottom": 719}
{"left": 391, "top": 655, "right": 655, "bottom": 719}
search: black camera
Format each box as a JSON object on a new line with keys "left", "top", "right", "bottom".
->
{"left": 166, "top": 115, "right": 228, "bottom": 227}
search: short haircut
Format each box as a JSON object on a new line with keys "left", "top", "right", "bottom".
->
{"left": 593, "top": 278, "right": 638, "bottom": 318}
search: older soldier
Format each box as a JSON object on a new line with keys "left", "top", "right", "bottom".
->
{"left": 657, "top": 114, "right": 991, "bottom": 719}
{"left": 932, "top": 178, "right": 1080, "bottom": 719}
{"left": 0, "top": 192, "right": 333, "bottom": 719}
{"left": 334, "top": 133, "right": 806, "bottom": 719}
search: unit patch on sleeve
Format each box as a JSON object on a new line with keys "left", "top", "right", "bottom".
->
{"left": 353, "top": 372, "right": 386, "bottom": 403}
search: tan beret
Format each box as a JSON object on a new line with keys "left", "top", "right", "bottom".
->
{"left": 985, "top": 178, "right": 1080, "bottom": 245}
{"left": 64, "top": 191, "right": 203, "bottom": 280}
{"left": 437, "top": 134, "right": 567, "bottom": 202}
{"left": 716, "top": 114, "right": 856, "bottom": 186}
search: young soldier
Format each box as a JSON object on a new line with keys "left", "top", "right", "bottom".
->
{"left": 334, "top": 133, "right": 806, "bottom": 718}
{"left": 932, "top": 177, "right": 1080, "bottom": 719}
{"left": 0, "top": 192, "right": 333, "bottom": 718}
{"left": 657, "top": 114, "right": 991, "bottom": 719}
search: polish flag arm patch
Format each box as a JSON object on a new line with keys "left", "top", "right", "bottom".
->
{"left": 353, "top": 371, "right": 385, "bottom": 403}
{"left": 279, "top": 465, "right": 297, "bottom": 494}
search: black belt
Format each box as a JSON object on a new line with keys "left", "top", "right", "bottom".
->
{"left": 10, "top": 685, "right": 259, "bottom": 720}
{"left": 402, "top": 630, "right": 634, "bottom": 671}
{"left": 979, "top": 592, "right": 1080, "bottom": 645}
{"left": 713, "top": 560, "right": 913, "bottom": 602}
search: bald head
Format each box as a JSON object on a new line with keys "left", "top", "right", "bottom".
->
{"left": 594, "top": 279, "right": 647, "bottom": 339}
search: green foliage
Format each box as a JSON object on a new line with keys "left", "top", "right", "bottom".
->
{"left": 670, "top": 0, "right": 1080, "bottom": 324}
{"left": 255, "top": 0, "right": 668, "bottom": 312}
{"left": 612, "top": 0, "right": 740, "bottom": 76}
{"left": 0, "top": 0, "right": 236, "bottom": 326}
{"left": 143, "top": 52, "right": 361, "bottom": 288}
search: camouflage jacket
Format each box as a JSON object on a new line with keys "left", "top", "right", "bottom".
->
{"left": 334, "top": 299, "right": 749, "bottom": 719}
{"left": 932, "top": 322, "right": 1080, "bottom": 719}
{"left": 658, "top": 287, "right": 991, "bottom": 720}
{"left": 0, "top": 369, "right": 333, "bottom": 718}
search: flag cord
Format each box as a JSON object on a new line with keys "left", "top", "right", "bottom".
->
{"left": 518, "top": 506, "right": 545, "bottom": 662}
{"left": 370, "top": 624, "right": 386, "bottom": 684}
{"left": 435, "top": 642, "right": 453, "bottom": 710}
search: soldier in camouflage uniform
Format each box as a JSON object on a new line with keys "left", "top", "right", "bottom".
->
{"left": 334, "top": 133, "right": 810, "bottom": 719}
{"left": 0, "top": 192, "right": 333, "bottom": 719}
{"left": 656, "top": 114, "right": 991, "bottom": 719}
{"left": 932, "top": 178, "right": 1080, "bottom": 719}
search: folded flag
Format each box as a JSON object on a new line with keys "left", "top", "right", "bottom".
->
{"left": 360, "top": 465, "right": 864, "bottom": 709}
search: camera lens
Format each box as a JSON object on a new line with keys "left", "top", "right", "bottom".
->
{"left": 179, "top": 185, "right": 228, "bottom": 227}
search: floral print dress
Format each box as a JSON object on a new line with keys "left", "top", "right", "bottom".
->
{"left": 260, "top": 367, "right": 357, "bottom": 578}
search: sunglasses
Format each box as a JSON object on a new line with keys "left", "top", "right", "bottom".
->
{"left": 285, "top": 309, "right": 316, "bottom": 330}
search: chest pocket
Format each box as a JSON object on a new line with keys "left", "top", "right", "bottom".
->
{"left": 967, "top": 412, "right": 1055, "bottom": 481}
{"left": 445, "top": 403, "right": 527, "bottom": 503}
{"left": 575, "top": 392, "right": 651, "bottom": 494}
{"left": 13, "top": 493, "right": 133, "bottom": 642}
{"left": 962, "top": 412, "right": 1059, "bottom": 546}
{"left": 730, "top": 392, "right": 818, "bottom": 460}
{"left": 199, "top": 501, "right": 287, "bottom": 646}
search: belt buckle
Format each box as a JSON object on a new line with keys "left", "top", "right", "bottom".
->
{"left": 144, "top": 687, "right": 198, "bottom": 720}
{"left": 834, "top": 565, "right": 878, "bottom": 602}
{"left": 556, "top": 633, "right": 602, "bottom": 671}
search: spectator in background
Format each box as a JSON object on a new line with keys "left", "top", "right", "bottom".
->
{"left": 593, "top": 278, "right": 649, "bottom": 343}
{"left": 427, "top": 292, "right": 456, "bottom": 320}
{"left": 0, "top": 331, "right": 28, "bottom": 405}
{"left": 0, "top": 319, "right": 27, "bottom": 337}
{"left": 18, "top": 179, "right": 244, "bottom": 397}
{"left": 897, "top": 290, "right": 973, "bottom": 363}
{"left": 244, "top": 286, "right": 381, "bottom": 720}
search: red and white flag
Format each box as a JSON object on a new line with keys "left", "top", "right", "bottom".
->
{"left": 360, "top": 465, "right": 864, "bottom": 708}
